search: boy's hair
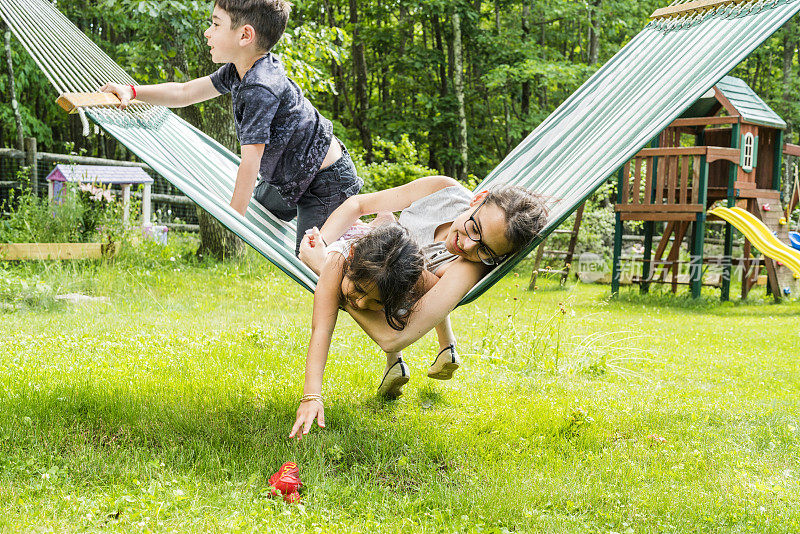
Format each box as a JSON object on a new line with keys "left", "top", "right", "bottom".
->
{"left": 485, "top": 185, "right": 549, "bottom": 255}
{"left": 343, "top": 223, "right": 425, "bottom": 331}
{"left": 215, "top": 0, "right": 291, "bottom": 52}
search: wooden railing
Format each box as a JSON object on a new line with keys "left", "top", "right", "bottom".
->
{"left": 615, "top": 146, "right": 739, "bottom": 221}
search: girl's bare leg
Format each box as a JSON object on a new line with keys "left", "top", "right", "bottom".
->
{"left": 434, "top": 315, "right": 456, "bottom": 352}
{"left": 385, "top": 351, "right": 402, "bottom": 373}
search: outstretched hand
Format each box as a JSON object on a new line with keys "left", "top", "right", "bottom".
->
{"left": 289, "top": 400, "right": 325, "bottom": 440}
{"left": 98, "top": 82, "right": 133, "bottom": 110}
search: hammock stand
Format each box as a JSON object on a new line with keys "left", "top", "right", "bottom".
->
{"left": 2, "top": 0, "right": 799, "bottom": 305}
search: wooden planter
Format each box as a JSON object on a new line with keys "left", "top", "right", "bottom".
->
{"left": 0, "top": 242, "right": 119, "bottom": 260}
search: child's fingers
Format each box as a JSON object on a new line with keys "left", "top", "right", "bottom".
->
{"left": 289, "top": 410, "right": 310, "bottom": 439}
{"left": 317, "top": 409, "right": 325, "bottom": 428}
{"left": 302, "top": 417, "right": 314, "bottom": 436}
{"left": 289, "top": 418, "right": 302, "bottom": 439}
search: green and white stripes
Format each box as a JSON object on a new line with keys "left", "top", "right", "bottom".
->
{"left": 2, "top": 0, "right": 799, "bottom": 306}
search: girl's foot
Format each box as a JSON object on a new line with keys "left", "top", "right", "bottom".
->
{"left": 427, "top": 344, "right": 460, "bottom": 380}
{"left": 378, "top": 357, "right": 410, "bottom": 398}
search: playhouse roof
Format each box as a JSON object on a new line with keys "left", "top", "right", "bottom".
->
{"left": 45, "top": 164, "right": 153, "bottom": 184}
{"left": 679, "top": 76, "right": 786, "bottom": 130}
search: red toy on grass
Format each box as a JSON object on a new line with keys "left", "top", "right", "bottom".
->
{"left": 269, "top": 461, "right": 302, "bottom": 503}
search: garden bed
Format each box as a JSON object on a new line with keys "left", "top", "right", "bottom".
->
{"left": 0, "top": 242, "right": 119, "bottom": 260}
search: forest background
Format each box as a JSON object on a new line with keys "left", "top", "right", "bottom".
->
{"left": 1, "top": 0, "right": 799, "bottom": 215}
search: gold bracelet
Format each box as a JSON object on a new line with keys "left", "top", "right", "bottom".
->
{"left": 300, "top": 394, "right": 324, "bottom": 406}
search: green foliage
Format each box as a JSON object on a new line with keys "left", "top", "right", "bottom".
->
{"left": 3, "top": 0, "right": 800, "bottom": 215}
{"left": 356, "top": 135, "right": 438, "bottom": 193}
{"left": 116, "top": 231, "right": 202, "bottom": 271}
{"left": 0, "top": 180, "right": 125, "bottom": 244}
{"left": 275, "top": 24, "right": 351, "bottom": 98}
{"left": 0, "top": 268, "right": 55, "bottom": 311}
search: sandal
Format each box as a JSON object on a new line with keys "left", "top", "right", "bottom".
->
{"left": 427, "top": 344, "right": 461, "bottom": 380}
{"left": 377, "top": 358, "right": 410, "bottom": 398}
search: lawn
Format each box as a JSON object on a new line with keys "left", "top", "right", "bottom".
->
{"left": 1, "top": 240, "right": 799, "bottom": 533}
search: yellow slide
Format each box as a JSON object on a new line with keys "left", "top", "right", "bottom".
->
{"left": 708, "top": 206, "right": 800, "bottom": 277}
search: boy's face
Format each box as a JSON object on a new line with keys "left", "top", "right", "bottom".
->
{"left": 204, "top": 6, "right": 245, "bottom": 63}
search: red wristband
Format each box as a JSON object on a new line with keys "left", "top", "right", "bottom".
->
{"left": 129, "top": 84, "right": 137, "bottom": 99}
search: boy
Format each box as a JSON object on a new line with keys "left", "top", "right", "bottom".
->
{"left": 100, "top": 0, "right": 361, "bottom": 254}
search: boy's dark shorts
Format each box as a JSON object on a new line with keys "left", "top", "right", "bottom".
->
{"left": 252, "top": 142, "right": 363, "bottom": 255}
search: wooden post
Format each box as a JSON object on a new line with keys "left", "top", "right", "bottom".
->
{"left": 773, "top": 130, "right": 784, "bottom": 192}
{"left": 741, "top": 239, "right": 752, "bottom": 300}
{"left": 528, "top": 240, "right": 546, "bottom": 290}
{"left": 611, "top": 167, "right": 625, "bottom": 296}
{"left": 690, "top": 155, "right": 709, "bottom": 298}
{"left": 721, "top": 123, "right": 740, "bottom": 301}
{"left": 561, "top": 203, "right": 585, "bottom": 285}
{"left": 122, "top": 184, "right": 131, "bottom": 225}
{"left": 641, "top": 222, "right": 654, "bottom": 294}
{"left": 641, "top": 137, "right": 659, "bottom": 294}
{"left": 24, "top": 137, "right": 38, "bottom": 195}
{"left": 142, "top": 183, "right": 152, "bottom": 225}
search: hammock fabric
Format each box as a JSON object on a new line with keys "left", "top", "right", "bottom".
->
{"left": 2, "top": 0, "right": 800, "bottom": 305}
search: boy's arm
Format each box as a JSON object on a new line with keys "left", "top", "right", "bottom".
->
{"left": 318, "top": 175, "right": 460, "bottom": 245}
{"left": 230, "top": 144, "right": 265, "bottom": 215}
{"left": 289, "top": 254, "right": 345, "bottom": 439}
{"left": 99, "top": 76, "right": 220, "bottom": 109}
{"left": 345, "top": 260, "right": 487, "bottom": 354}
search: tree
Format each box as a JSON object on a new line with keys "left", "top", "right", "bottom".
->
{"left": 452, "top": 9, "right": 468, "bottom": 180}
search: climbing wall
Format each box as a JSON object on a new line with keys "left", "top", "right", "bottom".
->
{"left": 756, "top": 197, "right": 799, "bottom": 299}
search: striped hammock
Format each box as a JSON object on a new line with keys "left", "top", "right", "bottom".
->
{"left": 2, "top": 0, "right": 799, "bottom": 304}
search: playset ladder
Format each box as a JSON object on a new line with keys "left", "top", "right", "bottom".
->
{"left": 756, "top": 195, "right": 788, "bottom": 302}
{"left": 651, "top": 221, "right": 691, "bottom": 293}
{"left": 528, "top": 202, "right": 585, "bottom": 289}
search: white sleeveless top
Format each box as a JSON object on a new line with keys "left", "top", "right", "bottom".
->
{"left": 398, "top": 184, "right": 472, "bottom": 275}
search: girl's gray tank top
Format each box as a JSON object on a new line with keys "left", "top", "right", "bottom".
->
{"left": 398, "top": 184, "right": 473, "bottom": 275}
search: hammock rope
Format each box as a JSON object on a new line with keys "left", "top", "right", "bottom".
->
{"left": 2, "top": 0, "right": 799, "bottom": 304}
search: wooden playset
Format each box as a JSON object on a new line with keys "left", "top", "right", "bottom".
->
{"left": 611, "top": 76, "right": 800, "bottom": 301}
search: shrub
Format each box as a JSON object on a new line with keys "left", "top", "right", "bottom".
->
{"left": 0, "top": 268, "right": 56, "bottom": 311}
{"left": 355, "top": 135, "right": 438, "bottom": 193}
{"left": 0, "top": 181, "right": 126, "bottom": 244}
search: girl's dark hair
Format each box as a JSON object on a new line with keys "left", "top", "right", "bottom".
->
{"left": 485, "top": 185, "right": 549, "bottom": 254}
{"left": 342, "top": 223, "right": 425, "bottom": 331}
{"left": 215, "top": 0, "right": 291, "bottom": 52}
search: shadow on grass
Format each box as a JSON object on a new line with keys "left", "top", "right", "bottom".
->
{"left": 608, "top": 286, "right": 799, "bottom": 317}
{"left": 0, "top": 384, "right": 460, "bottom": 494}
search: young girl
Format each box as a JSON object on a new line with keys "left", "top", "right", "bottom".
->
{"left": 290, "top": 175, "right": 548, "bottom": 438}
{"left": 338, "top": 177, "right": 546, "bottom": 364}
{"left": 288, "top": 222, "right": 429, "bottom": 440}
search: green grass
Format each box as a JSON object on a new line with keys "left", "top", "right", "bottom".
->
{"left": 1, "top": 241, "right": 799, "bottom": 533}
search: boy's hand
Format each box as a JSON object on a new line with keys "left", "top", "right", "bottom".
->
{"left": 98, "top": 83, "right": 134, "bottom": 109}
{"left": 299, "top": 227, "right": 327, "bottom": 275}
{"left": 289, "top": 400, "right": 325, "bottom": 440}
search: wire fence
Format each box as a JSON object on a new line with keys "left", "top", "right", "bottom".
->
{"left": 0, "top": 145, "right": 199, "bottom": 227}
